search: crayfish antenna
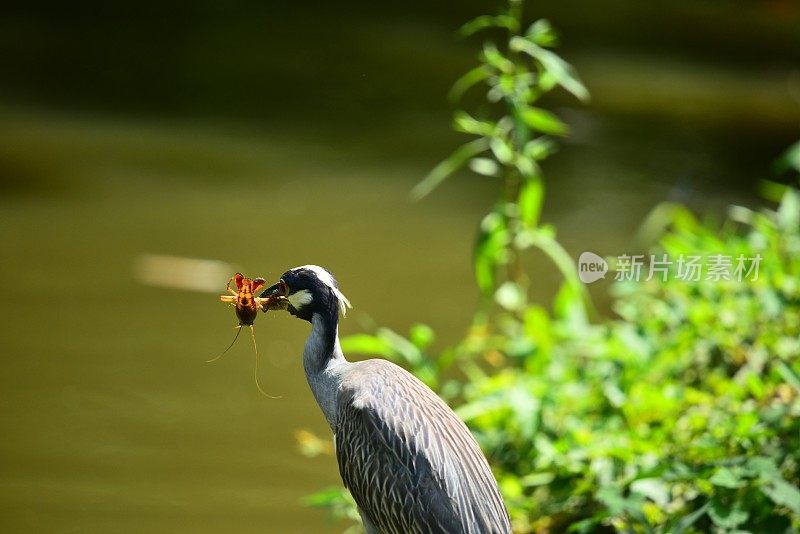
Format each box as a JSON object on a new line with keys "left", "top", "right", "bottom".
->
{"left": 207, "top": 325, "right": 242, "bottom": 363}
{"left": 249, "top": 325, "right": 281, "bottom": 399}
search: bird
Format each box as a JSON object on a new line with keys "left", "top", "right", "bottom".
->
{"left": 260, "top": 265, "right": 512, "bottom": 534}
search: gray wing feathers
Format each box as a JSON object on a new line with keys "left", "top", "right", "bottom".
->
{"left": 335, "top": 359, "right": 511, "bottom": 534}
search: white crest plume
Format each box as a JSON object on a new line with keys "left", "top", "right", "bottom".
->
{"left": 295, "top": 265, "right": 352, "bottom": 317}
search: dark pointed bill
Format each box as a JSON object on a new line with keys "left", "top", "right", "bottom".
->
{"left": 259, "top": 280, "right": 290, "bottom": 311}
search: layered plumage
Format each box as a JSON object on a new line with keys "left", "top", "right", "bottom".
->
{"left": 262, "top": 266, "right": 511, "bottom": 534}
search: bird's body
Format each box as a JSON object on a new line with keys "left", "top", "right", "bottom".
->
{"left": 337, "top": 359, "right": 511, "bottom": 533}
{"left": 262, "top": 266, "right": 511, "bottom": 534}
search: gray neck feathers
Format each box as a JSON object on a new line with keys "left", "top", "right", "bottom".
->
{"left": 303, "top": 313, "right": 348, "bottom": 430}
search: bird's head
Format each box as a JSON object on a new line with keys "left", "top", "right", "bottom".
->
{"left": 260, "top": 265, "right": 351, "bottom": 322}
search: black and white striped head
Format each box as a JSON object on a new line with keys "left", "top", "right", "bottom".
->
{"left": 261, "top": 265, "right": 351, "bottom": 322}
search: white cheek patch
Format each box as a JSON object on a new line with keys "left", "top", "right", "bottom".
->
{"left": 292, "top": 264, "right": 353, "bottom": 317}
{"left": 288, "top": 289, "right": 314, "bottom": 309}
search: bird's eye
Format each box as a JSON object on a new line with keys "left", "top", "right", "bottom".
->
{"left": 279, "top": 279, "right": 289, "bottom": 295}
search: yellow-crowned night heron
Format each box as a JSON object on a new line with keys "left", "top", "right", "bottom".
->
{"left": 261, "top": 265, "right": 512, "bottom": 534}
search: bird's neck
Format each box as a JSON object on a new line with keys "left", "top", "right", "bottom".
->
{"left": 303, "top": 308, "right": 348, "bottom": 430}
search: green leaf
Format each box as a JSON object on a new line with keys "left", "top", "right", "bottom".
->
{"left": 568, "top": 518, "right": 604, "bottom": 534}
{"left": 526, "top": 19, "right": 558, "bottom": 47}
{"left": 409, "top": 323, "right": 435, "bottom": 350}
{"left": 474, "top": 211, "right": 509, "bottom": 294}
{"left": 523, "top": 305, "right": 552, "bottom": 352}
{"left": 520, "top": 472, "right": 555, "bottom": 486}
{"left": 538, "top": 69, "right": 557, "bottom": 92}
{"left": 553, "top": 281, "right": 585, "bottom": 325}
{"left": 776, "top": 360, "right": 800, "bottom": 394}
{"left": 507, "top": 385, "right": 539, "bottom": 439}
{"left": 302, "top": 487, "right": 346, "bottom": 507}
{"left": 745, "top": 370, "right": 766, "bottom": 399}
{"left": 509, "top": 36, "right": 590, "bottom": 101}
{"left": 453, "top": 111, "right": 495, "bottom": 136}
{"left": 458, "top": 14, "right": 518, "bottom": 37}
{"left": 775, "top": 139, "right": 800, "bottom": 174}
{"left": 603, "top": 383, "right": 626, "bottom": 407}
{"left": 455, "top": 395, "right": 504, "bottom": 422}
{"left": 669, "top": 503, "right": 709, "bottom": 534}
{"left": 340, "top": 334, "right": 394, "bottom": 357}
{"left": 377, "top": 328, "right": 423, "bottom": 366}
{"left": 514, "top": 154, "right": 536, "bottom": 178}
{"left": 520, "top": 106, "right": 569, "bottom": 136}
{"left": 489, "top": 137, "right": 515, "bottom": 164}
{"left": 516, "top": 228, "right": 594, "bottom": 319}
{"left": 761, "top": 477, "right": 800, "bottom": 515}
{"left": 630, "top": 478, "right": 669, "bottom": 507}
{"left": 500, "top": 475, "right": 524, "bottom": 499}
{"left": 495, "top": 281, "right": 526, "bottom": 311}
{"left": 448, "top": 65, "right": 491, "bottom": 102}
{"left": 481, "top": 43, "right": 515, "bottom": 74}
{"left": 708, "top": 498, "right": 749, "bottom": 529}
{"left": 301, "top": 486, "right": 360, "bottom": 522}
{"left": 469, "top": 157, "right": 501, "bottom": 177}
{"left": 596, "top": 486, "right": 644, "bottom": 516}
{"left": 746, "top": 456, "right": 781, "bottom": 479}
{"left": 777, "top": 187, "right": 799, "bottom": 230}
{"left": 758, "top": 179, "right": 789, "bottom": 203}
{"left": 524, "top": 137, "right": 557, "bottom": 161}
{"left": 412, "top": 138, "right": 489, "bottom": 199}
{"left": 504, "top": 335, "right": 535, "bottom": 359}
{"left": 709, "top": 467, "right": 745, "bottom": 489}
{"left": 518, "top": 179, "right": 544, "bottom": 227}
{"left": 786, "top": 140, "right": 800, "bottom": 172}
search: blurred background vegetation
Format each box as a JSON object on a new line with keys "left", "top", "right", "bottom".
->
{"left": 0, "top": 1, "right": 798, "bottom": 533}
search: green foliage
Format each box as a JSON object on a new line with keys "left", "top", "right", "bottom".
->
{"left": 411, "top": 0, "right": 590, "bottom": 323}
{"left": 320, "top": 180, "right": 800, "bottom": 534}
{"left": 340, "top": 324, "right": 442, "bottom": 390}
{"left": 456, "top": 186, "right": 800, "bottom": 532}
{"left": 299, "top": 0, "right": 800, "bottom": 532}
{"left": 302, "top": 486, "right": 364, "bottom": 534}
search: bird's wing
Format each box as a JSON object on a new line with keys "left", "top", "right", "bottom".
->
{"left": 335, "top": 359, "right": 511, "bottom": 534}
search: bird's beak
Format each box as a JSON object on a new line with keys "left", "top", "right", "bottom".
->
{"left": 260, "top": 281, "right": 289, "bottom": 311}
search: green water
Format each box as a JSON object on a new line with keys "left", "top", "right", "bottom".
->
{"left": 0, "top": 111, "right": 507, "bottom": 533}
{"left": 0, "top": 102, "right": 782, "bottom": 532}
{"left": 0, "top": 1, "right": 796, "bottom": 530}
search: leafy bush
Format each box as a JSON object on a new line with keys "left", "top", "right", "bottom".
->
{"left": 455, "top": 185, "right": 800, "bottom": 532}
{"left": 323, "top": 184, "right": 800, "bottom": 533}
{"left": 299, "top": 1, "right": 800, "bottom": 531}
